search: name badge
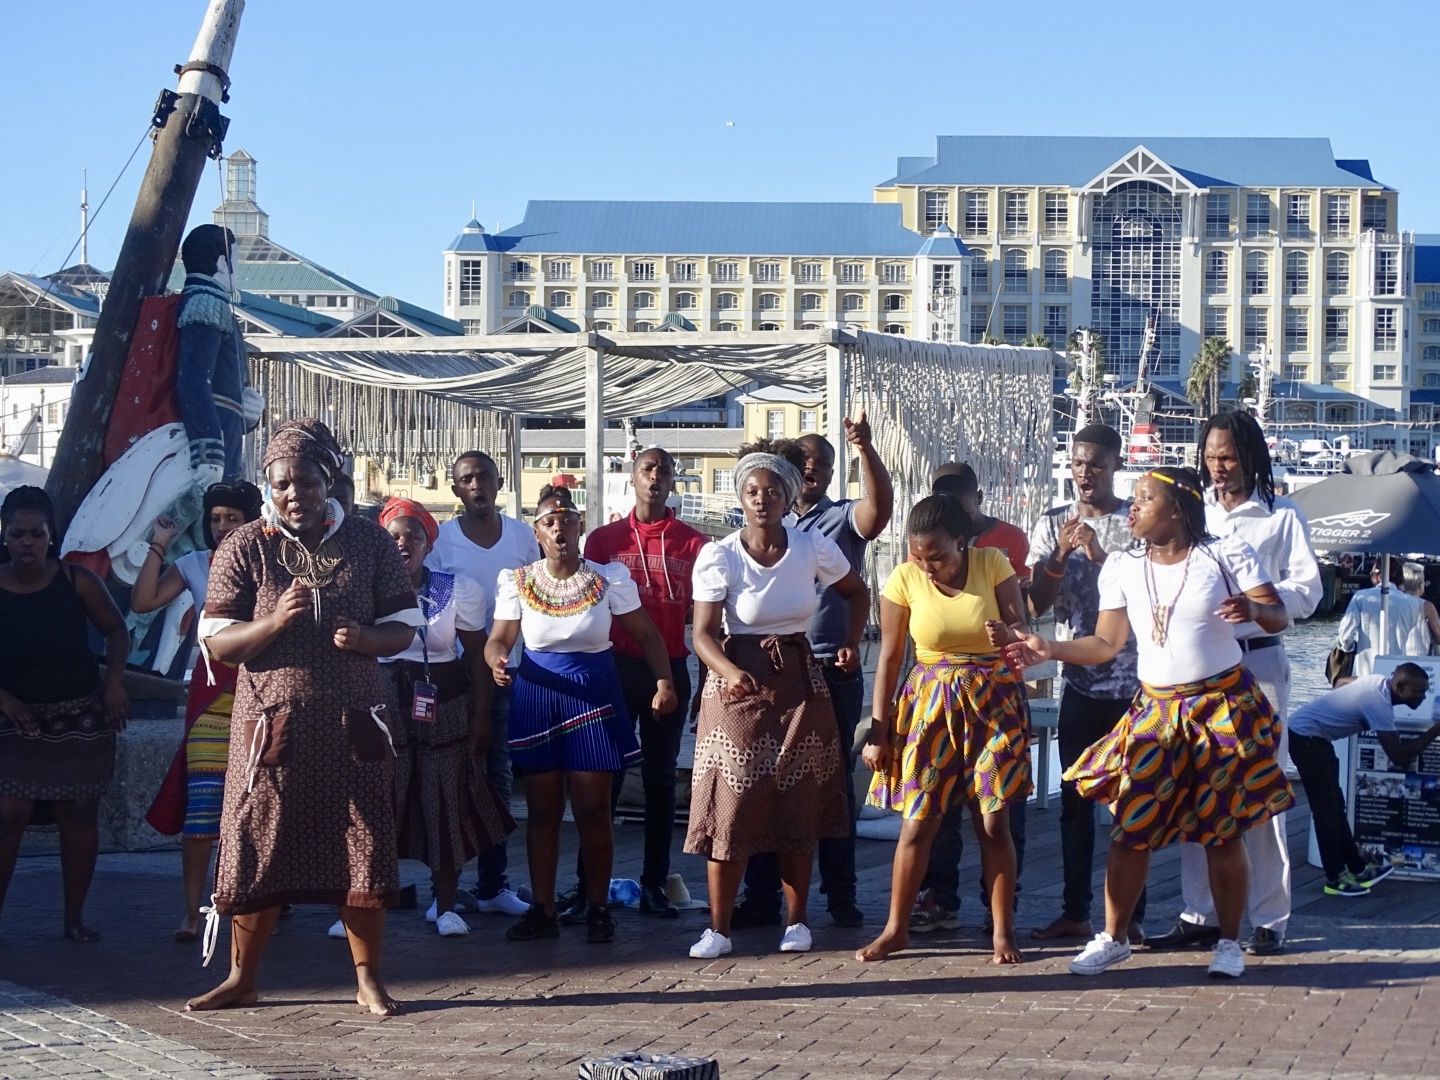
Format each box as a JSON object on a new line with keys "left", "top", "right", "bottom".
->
{"left": 411, "top": 681, "right": 439, "bottom": 722}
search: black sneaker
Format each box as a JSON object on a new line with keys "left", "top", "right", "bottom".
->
{"left": 1243, "top": 926, "right": 1284, "bottom": 955}
{"left": 505, "top": 905, "right": 559, "bottom": 942}
{"left": 828, "top": 901, "right": 865, "bottom": 929}
{"left": 1356, "top": 863, "right": 1395, "bottom": 889}
{"left": 639, "top": 884, "right": 679, "bottom": 919}
{"left": 729, "top": 902, "right": 781, "bottom": 929}
{"left": 557, "top": 891, "right": 590, "bottom": 926}
{"left": 1145, "top": 919, "right": 1221, "bottom": 951}
{"left": 586, "top": 904, "right": 616, "bottom": 944}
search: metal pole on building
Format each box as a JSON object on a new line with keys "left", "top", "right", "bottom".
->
{"left": 583, "top": 337, "right": 606, "bottom": 532}
{"left": 825, "top": 338, "right": 848, "bottom": 499}
{"left": 46, "top": 0, "right": 244, "bottom": 531}
{"left": 505, "top": 412, "right": 523, "bottom": 519}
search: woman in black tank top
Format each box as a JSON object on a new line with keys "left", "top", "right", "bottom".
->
{"left": 0, "top": 487, "right": 131, "bottom": 942}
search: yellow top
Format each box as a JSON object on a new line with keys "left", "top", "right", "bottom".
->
{"left": 880, "top": 549, "right": 1015, "bottom": 662}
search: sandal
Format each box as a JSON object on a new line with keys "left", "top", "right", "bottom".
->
{"left": 64, "top": 922, "right": 100, "bottom": 943}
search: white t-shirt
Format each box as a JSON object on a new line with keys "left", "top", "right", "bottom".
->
{"left": 494, "top": 560, "right": 641, "bottom": 654}
{"left": 426, "top": 515, "right": 541, "bottom": 664}
{"left": 175, "top": 550, "right": 211, "bottom": 610}
{"left": 1097, "top": 534, "right": 1270, "bottom": 686}
{"left": 387, "top": 570, "right": 488, "bottom": 665}
{"left": 692, "top": 527, "right": 851, "bottom": 636}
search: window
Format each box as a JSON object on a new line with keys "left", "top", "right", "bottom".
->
{"left": 1375, "top": 249, "right": 1399, "bottom": 296}
{"left": 1204, "top": 251, "right": 1229, "bottom": 295}
{"left": 631, "top": 261, "right": 656, "bottom": 282}
{"left": 799, "top": 292, "right": 823, "bottom": 311}
{"left": 757, "top": 292, "right": 782, "bottom": 311}
{"left": 1245, "top": 194, "right": 1272, "bottom": 238}
{"left": 758, "top": 322, "right": 780, "bottom": 331}
{"left": 555, "top": 455, "right": 584, "bottom": 471}
{"left": 592, "top": 320, "right": 613, "bottom": 331}
{"left": 46, "top": 403, "right": 59, "bottom": 425}
{"left": 932, "top": 264, "right": 954, "bottom": 290}
{"left": 716, "top": 322, "right": 738, "bottom": 331}
{"left": 799, "top": 409, "right": 818, "bottom": 432}
{"left": 633, "top": 291, "right": 655, "bottom": 309}
{"left": 548, "top": 290, "right": 572, "bottom": 309}
{"left": 715, "top": 292, "right": 739, "bottom": 310}
{"left": 1002, "top": 304, "right": 1028, "bottom": 344}
{"left": 713, "top": 468, "right": 736, "bottom": 494}
{"left": 964, "top": 192, "right": 989, "bottom": 236}
{"left": 1284, "top": 362, "right": 1310, "bottom": 381}
{"left": 674, "top": 291, "right": 698, "bottom": 310}
{"left": 1243, "top": 308, "right": 1268, "bottom": 352}
{"left": 883, "top": 323, "right": 905, "bottom": 334}
{"left": 755, "top": 262, "right": 782, "bottom": 283}
{"left": 1325, "top": 252, "right": 1350, "bottom": 295}
{"left": 1284, "top": 308, "right": 1309, "bottom": 352}
{"left": 713, "top": 261, "right": 739, "bottom": 283}
{"left": 766, "top": 409, "right": 784, "bottom": 439}
{"left": 1244, "top": 251, "right": 1269, "bottom": 295}
{"left": 1284, "top": 251, "right": 1310, "bottom": 296}
{"left": 840, "top": 263, "right": 866, "bottom": 284}
{"left": 591, "top": 290, "right": 614, "bottom": 309}
{"left": 458, "top": 259, "right": 483, "bottom": 305}
{"left": 1204, "top": 307, "right": 1228, "bottom": 340}
{"left": 634, "top": 321, "right": 655, "bottom": 332}
{"left": 970, "top": 253, "right": 989, "bottom": 293}
{"left": 1424, "top": 345, "right": 1440, "bottom": 363}
{"left": 671, "top": 261, "right": 697, "bottom": 282}
{"left": 1043, "top": 249, "right": 1068, "bottom": 293}
{"left": 882, "top": 263, "right": 908, "bottom": 284}
{"left": 547, "top": 260, "right": 573, "bottom": 280}
{"left": 1324, "top": 308, "right": 1349, "bottom": 351}
{"left": 969, "top": 303, "right": 990, "bottom": 343}
{"left": 1043, "top": 305, "right": 1068, "bottom": 342}
{"left": 924, "top": 190, "right": 950, "bottom": 231}
{"left": 507, "top": 290, "right": 529, "bottom": 307}
{"left": 522, "top": 455, "right": 551, "bottom": 471}
{"left": 461, "top": 319, "right": 483, "bottom": 334}
{"left": 1424, "top": 372, "right": 1440, "bottom": 388}
{"left": 1004, "top": 192, "right": 1029, "bottom": 237}
{"left": 1373, "top": 364, "right": 1398, "bottom": 381}
{"left": 1205, "top": 193, "right": 1231, "bottom": 239}
{"left": 883, "top": 293, "right": 907, "bottom": 312}
{"left": 1362, "top": 196, "right": 1387, "bottom": 232}
{"left": 1375, "top": 307, "right": 1398, "bottom": 350}
{"left": 590, "top": 260, "right": 615, "bottom": 281}
{"left": 1324, "top": 363, "right": 1351, "bottom": 382}
{"left": 1426, "top": 290, "right": 1440, "bottom": 310}
{"left": 507, "top": 260, "right": 532, "bottom": 280}
{"left": 842, "top": 293, "right": 866, "bottom": 312}
{"left": 1043, "top": 193, "right": 1068, "bottom": 238}
{"left": 1326, "top": 194, "right": 1351, "bottom": 239}
{"left": 1003, "top": 249, "right": 1028, "bottom": 293}
{"left": 798, "top": 262, "right": 825, "bottom": 283}
{"left": 1285, "top": 194, "right": 1311, "bottom": 238}
{"left": 1425, "top": 319, "right": 1440, "bottom": 334}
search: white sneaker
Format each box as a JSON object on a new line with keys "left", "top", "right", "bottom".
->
{"left": 435, "top": 911, "right": 470, "bottom": 937}
{"left": 779, "top": 923, "right": 812, "bottom": 953}
{"left": 1069, "top": 932, "right": 1131, "bottom": 975}
{"left": 689, "top": 928, "right": 733, "bottom": 959}
{"left": 424, "top": 900, "right": 439, "bottom": 922}
{"left": 327, "top": 919, "right": 347, "bottom": 939}
{"left": 475, "top": 888, "right": 530, "bottom": 915}
{"left": 1208, "top": 938, "right": 1245, "bottom": 979}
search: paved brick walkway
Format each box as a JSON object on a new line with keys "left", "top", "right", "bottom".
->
{"left": 3, "top": 803, "right": 1440, "bottom": 1079}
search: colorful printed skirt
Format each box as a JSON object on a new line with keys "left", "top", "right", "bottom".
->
{"left": 183, "top": 696, "right": 231, "bottom": 839}
{"left": 684, "top": 633, "right": 849, "bottom": 862}
{"left": 867, "top": 654, "right": 1032, "bottom": 819}
{"left": 510, "top": 648, "right": 640, "bottom": 773}
{"left": 1064, "top": 664, "right": 1294, "bottom": 851}
{"left": 0, "top": 692, "right": 114, "bottom": 803}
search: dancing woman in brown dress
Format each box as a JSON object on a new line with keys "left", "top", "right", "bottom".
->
{"left": 185, "top": 420, "right": 422, "bottom": 1016}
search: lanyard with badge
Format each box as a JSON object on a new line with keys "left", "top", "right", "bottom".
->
{"left": 411, "top": 572, "right": 439, "bottom": 722}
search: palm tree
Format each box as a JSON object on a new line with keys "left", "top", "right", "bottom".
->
{"left": 1023, "top": 333, "right": 1054, "bottom": 349}
{"left": 1187, "top": 336, "right": 1232, "bottom": 418}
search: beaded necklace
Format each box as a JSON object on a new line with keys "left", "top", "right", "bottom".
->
{"left": 1143, "top": 545, "right": 1193, "bottom": 646}
{"left": 517, "top": 560, "right": 607, "bottom": 618}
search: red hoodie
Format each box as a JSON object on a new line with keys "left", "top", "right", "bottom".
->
{"left": 584, "top": 509, "right": 709, "bottom": 658}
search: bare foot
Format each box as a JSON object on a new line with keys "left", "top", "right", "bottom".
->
{"left": 174, "top": 917, "right": 200, "bottom": 943}
{"left": 63, "top": 922, "right": 100, "bottom": 943}
{"left": 1030, "top": 915, "right": 1092, "bottom": 940}
{"left": 855, "top": 928, "right": 909, "bottom": 962}
{"left": 356, "top": 971, "right": 403, "bottom": 1016}
{"left": 184, "top": 976, "right": 259, "bottom": 1012}
{"left": 991, "top": 931, "right": 1023, "bottom": 965}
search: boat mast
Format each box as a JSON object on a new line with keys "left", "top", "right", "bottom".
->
{"left": 45, "top": 0, "right": 245, "bottom": 531}
{"left": 80, "top": 170, "right": 89, "bottom": 268}
{"left": 1251, "top": 340, "right": 1273, "bottom": 436}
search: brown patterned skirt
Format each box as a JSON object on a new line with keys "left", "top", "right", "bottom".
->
{"left": 0, "top": 692, "right": 113, "bottom": 802}
{"left": 684, "top": 633, "right": 849, "bottom": 862}
{"left": 384, "top": 661, "right": 515, "bottom": 874}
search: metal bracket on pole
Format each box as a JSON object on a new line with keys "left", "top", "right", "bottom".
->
{"left": 150, "top": 89, "right": 230, "bottom": 159}
{"left": 584, "top": 342, "right": 606, "bottom": 533}
{"left": 825, "top": 341, "right": 848, "bottom": 499}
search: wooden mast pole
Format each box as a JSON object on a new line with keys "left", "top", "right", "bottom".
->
{"left": 46, "top": 0, "right": 245, "bottom": 531}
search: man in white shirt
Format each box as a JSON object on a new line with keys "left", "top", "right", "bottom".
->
{"left": 425, "top": 450, "right": 540, "bottom": 917}
{"left": 1147, "top": 410, "right": 1321, "bottom": 957}
{"left": 1336, "top": 561, "right": 1429, "bottom": 676}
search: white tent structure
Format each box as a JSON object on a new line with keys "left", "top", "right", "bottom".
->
{"left": 244, "top": 327, "right": 1055, "bottom": 535}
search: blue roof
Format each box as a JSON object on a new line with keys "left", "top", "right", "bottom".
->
{"left": 879, "top": 137, "right": 1387, "bottom": 190}
{"left": 233, "top": 292, "right": 340, "bottom": 337}
{"left": 375, "top": 296, "right": 463, "bottom": 335}
{"left": 479, "top": 201, "right": 934, "bottom": 257}
{"left": 4, "top": 272, "right": 101, "bottom": 316}
{"left": 917, "top": 225, "right": 970, "bottom": 258}
{"left": 1415, "top": 234, "right": 1440, "bottom": 285}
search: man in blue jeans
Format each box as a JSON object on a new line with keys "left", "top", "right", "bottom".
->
{"left": 730, "top": 413, "right": 893, "bottom": 930}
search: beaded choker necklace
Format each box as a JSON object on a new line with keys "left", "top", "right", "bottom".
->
{"left": 517, "top": 561, "right": 607, "bottom": 617}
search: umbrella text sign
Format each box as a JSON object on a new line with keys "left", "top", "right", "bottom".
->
{"left": 1289, "top": 451, "right": 1440, "bottom": 557}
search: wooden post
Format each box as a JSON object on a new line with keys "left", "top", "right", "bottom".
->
{"left": 505, "top": 411, "right": 523, "bottom": 519}
{"left": 825, "top": 340, "right": 848, "bottom": 499}
{"left": 45, "top": 0, "right": 244, "bottom": 531}
{"left": 584, "top": 339, "right": 606, "bottom": 533}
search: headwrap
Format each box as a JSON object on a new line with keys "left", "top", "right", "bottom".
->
{"left": 261, "top": 418, "right": 345, "bottom": 481}
{"left": 202, "top": 480, "right": 264, "bottom": 550}
{"left": 733, "top": 452, "right": 803, "bottom": 508}
{"left": 379, "top": 497, "right": 439, "bottom": 546}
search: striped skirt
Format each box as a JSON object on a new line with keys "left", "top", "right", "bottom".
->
{"left": 1064, "top": 664, "right": 1294, "bottom": 851}
{"left": 182, "top": 694, "right": 231, "bottom": 839}
{"left": 510, "top": 649, "right": 640, "bottom": 773}
{"left": 867, "top": 654, "right": 1032, "bottom": 819}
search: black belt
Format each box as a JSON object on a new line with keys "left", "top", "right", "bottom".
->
{"left": 1238, "top": 635, "right": 1282, "bottom": 652}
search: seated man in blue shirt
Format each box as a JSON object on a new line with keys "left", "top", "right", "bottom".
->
{"left": 1288, "top": 663, "right": 1440, "bottom": 896}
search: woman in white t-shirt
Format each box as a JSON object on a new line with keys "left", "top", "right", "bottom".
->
{"left": 685, "top": 442, "right": 869, "bottom": 960}
{"left": 485, "top": 487, "right": 677, "bottom": 946}
{"left": 1006, "top": 467, "right": 1294, "bottom": 980}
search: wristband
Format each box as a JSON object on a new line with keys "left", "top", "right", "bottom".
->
{"left": 1041, "top": 561, "right": 1064, "bottom": 579}
{"left": 148, "top": 543, "right": 166, "bottom": 559}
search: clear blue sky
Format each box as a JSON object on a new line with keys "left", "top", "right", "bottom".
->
{"left": 5, "top": 0, "right": 1438, "bottom": 310}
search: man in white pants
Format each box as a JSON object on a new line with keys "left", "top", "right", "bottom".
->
{"left": 1146, "top": 410, "right": 1321, "bottom": 956}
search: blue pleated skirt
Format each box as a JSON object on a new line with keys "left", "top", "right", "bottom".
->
{"left": 509, "top": 649, "right": 640, "bottom": 773}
